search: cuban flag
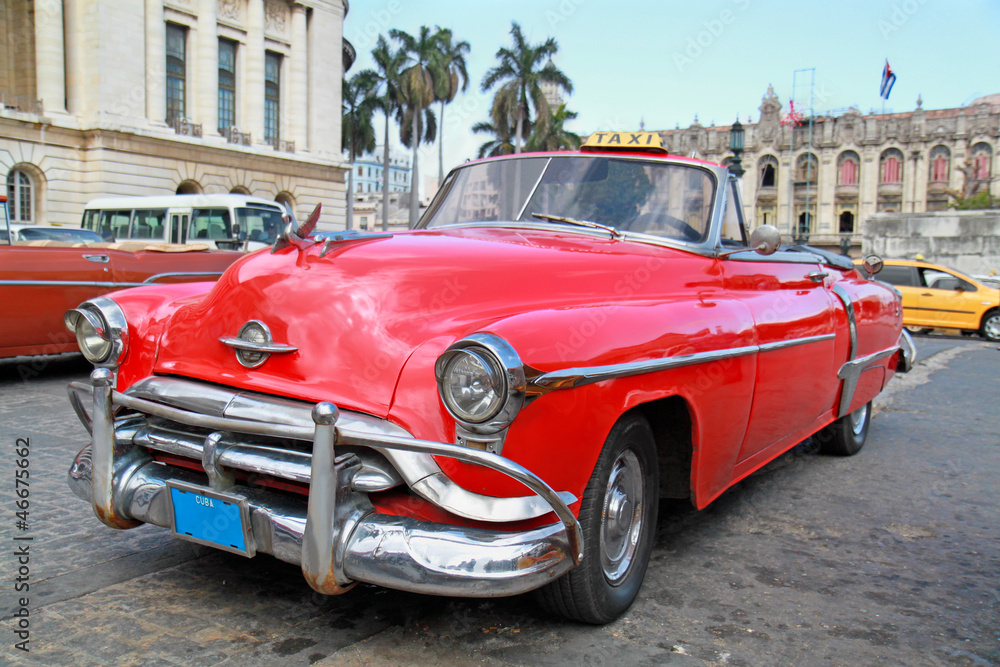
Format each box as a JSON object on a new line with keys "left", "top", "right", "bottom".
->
{"left": 880, "top": 60, "right": 896, "bottom": 100}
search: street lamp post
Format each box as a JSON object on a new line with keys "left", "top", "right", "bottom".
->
{"left": 728, "top": 119, "right": 745, "bottom": 178}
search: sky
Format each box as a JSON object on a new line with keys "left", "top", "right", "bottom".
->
{"left": 344, "top": 0, "right": 1000, "bottom": 190}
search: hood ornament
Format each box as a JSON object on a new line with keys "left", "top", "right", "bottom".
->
{"left": 219, "top": 320, "right": 298, "bottom": 368}
{"left": 272, "top": 203, "right": 322, "bottom": 254}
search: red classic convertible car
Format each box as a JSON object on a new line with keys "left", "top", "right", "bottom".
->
{"left": 64, "top": 133, "right": 914, "bottom": 624}
{"left": 0, "top": 194, "right": 243, "bottom": 359}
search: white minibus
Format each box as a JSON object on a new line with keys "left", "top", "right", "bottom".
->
{"left": 81, "top": 194, "right": 288, "bottom": 251}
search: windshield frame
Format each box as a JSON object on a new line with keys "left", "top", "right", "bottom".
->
{"left": 416, "top": 152, "right": 727, "bottom": 254}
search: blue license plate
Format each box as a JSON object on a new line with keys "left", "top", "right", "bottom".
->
{"left": 168, "top": 483, "right": 254, "bottom": 557}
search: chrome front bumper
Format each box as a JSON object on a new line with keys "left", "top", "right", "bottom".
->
{"left": 68, "top": 369, "right": 583, "bottom": 598}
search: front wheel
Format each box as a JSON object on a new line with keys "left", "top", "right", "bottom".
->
{"left": 980, "top": 310, "right": 1000, "bottom": 342}
{"left": 816, "top": 401, "right": 871, "bottom": 456}
{"left": 536, "top": 413, "right": 659, "bottom": 624}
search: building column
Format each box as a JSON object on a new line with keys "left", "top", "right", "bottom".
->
{"left": 196, "top": 0, "right": 219, "bottom": 135}
{"left": 34, "top": 0, "right": 66, "bottom": 113}
{"left": 307, "top": 4, "right": 342, "bottom": 156}
{"left": 145, "top": 0, "right": 166, "bottom": 125}
{"left": 289, "top": 4, "right": 308, "bottom": 151}
{"left": 245, "top": 0, "right": 265, "bottom": 143}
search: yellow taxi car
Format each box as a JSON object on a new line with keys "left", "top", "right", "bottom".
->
{"left": 858, "top": 259, "right": 1000, "bottom": 341}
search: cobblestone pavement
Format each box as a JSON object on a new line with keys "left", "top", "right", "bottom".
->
{"left": 0, "top": 337, "right": 997, "bottom": 666}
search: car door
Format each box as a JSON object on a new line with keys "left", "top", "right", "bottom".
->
{"left": 872, "top": 264, "right": 926, "bottom": 327}
{"left": 0, "top": 245, "right": 117, "bottom": 356}
{"left": 722, "top": 252, "right": 840, "bottom": 469}
{"left": 916, "top": 268, "right": 982, "bottom": 330}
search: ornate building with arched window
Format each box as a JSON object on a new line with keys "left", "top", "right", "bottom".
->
{"left": 0, "top": 0, "right": 354, "bottom": 227}
{"left": 649, "top": 88, "right": 1000, "bottom": 254}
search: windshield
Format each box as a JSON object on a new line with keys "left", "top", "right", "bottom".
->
{"left": 237, "top": 206, "right": 285, "bottom": 244}
{"left": 421, "top": 155, "right": 716, "bottom": 243}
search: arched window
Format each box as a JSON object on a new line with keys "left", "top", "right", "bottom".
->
{"left": 837, "top": 151, "right": 860, "bottom": 185}
{"left": 880, "top": 148, "right": 904, "bottom": 183}
{"left": 797, "top": 211, "right": 813, "bottom": 237}
{"left": 839, "top": 210, "right": 855, "bottom": 233}
{"left": 758, "top": 155, "right": 778, "bottom": 187}
{"left": 230, "top": 186, "right": 252, "bottom": 195}
{"left": 176, "top": 180, "right": 202, "bottom": 194}
{"left": 275, "top": 191, "right": 295, "bottom": 219}
{"left": 929, "top": 145, "right": 950, "bottom": 182}
{"left": 971, "top": 142, "right": 993, "bottom": 181}
{"left": 796, "top": 153, "right": 818, "bottom": 184}
{"left": 6, "top": 169, "right": 33, "bottom": 223}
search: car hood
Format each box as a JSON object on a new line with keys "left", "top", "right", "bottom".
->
{"left": 153, "top": 227, "right": 695, "bottom": 416}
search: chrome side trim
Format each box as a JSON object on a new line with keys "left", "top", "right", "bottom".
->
{"left": 830, "top": 283, "right": 858, "bottom": 361}
{"left": 896, "top": 329, "right": 916, "bottom": 373}
{"left": 530, "top": 334, "right": 835, "bottom": 391}
{"left": 836, "top": 345, "right": 899, "bottom": 418}
{"left": 0, "top": 272, "right": 224, "bottom": 288}
{"left": 758, "top": 334, "right": 836, "bottom": 352}
{"left": 831, "top": 283, "right": 863, "bottom": 418}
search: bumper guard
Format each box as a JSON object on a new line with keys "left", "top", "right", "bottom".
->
{"left": 70, "top": 368, "right": 583, "bottom": 598}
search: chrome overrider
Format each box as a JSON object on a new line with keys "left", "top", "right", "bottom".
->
{"left": 68, "top": 368, "right": 583, "bottom": 597}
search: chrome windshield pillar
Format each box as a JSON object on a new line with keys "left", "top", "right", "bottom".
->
{"left": 89, "top": 369, "right": 140, "bottom": 529}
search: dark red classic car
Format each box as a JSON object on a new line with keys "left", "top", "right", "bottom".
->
{"left": 0, "top": 194, "right": 242, "bottom": 359}
{"left": 64, "top": 133, "right": 914, "bottom": 623}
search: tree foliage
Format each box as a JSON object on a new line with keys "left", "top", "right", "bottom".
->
{"left": 480, "top": 22, "right": 573, "bottom": 153}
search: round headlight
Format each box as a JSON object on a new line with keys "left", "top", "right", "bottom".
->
{"left": 439, "top": 348, "right": 506, "bottom": 424}
{"left": 72, "top": 309, "right": 113, "bottom": 363}
{"left": 64, "top": 297, "right": 128, "bottom": 367}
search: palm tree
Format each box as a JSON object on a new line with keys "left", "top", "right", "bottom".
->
{"left": 472, "top": 121, "right": 513, "bottom": 159}
{"left": 342, "top": 70, "right": 378, "bottom": 230}
{"left": 481, "top": 22, "right": 573, "bottom": 154}
{"left": 390, "top": 26, "right": 441, "bottom": 227}
{"left": 370, "top": 35, "right": 406, "bottom": 231}
{"left": 431, "top": 27, "right": 470, "bottom": 183}
{"left": 525, "top": 104, "right": 581, "bottom": 152}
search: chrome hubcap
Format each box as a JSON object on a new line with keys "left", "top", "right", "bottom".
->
{"left": 985, "top": 316, "right": 1000, "bottom": 339}
{"left": 600, "top": 449, "right": 644, "bottom": 585}
{"left": 849, "top": 403, "right": 869, "bottom": 436}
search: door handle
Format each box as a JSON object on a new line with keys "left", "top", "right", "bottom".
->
{"left": 83, "top": 254, "right": 110, "bottom": 263}
{"left": 921, "top": 292, "right": 933, "bottom": 296}
{"left": 808, "top": 270, "right": 828, "bottom": 283}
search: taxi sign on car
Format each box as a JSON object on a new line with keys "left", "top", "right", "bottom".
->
{"left": 582, "top": 131, "right": 668, "bottom": 153}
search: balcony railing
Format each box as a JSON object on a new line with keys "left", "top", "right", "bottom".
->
{"left": 878, "top": 182, "right": 903, "bottom": 198}
{"left": 835, "top": 183, "right": 859, "bottom": 200}
{"left": 168, "top": 117, "right": 203, "bottom": 137}
{"left": 0, "top": 91, "right": 43, "bottom": 115}
{"left": 224, "top": 126, "right": 252, "bottom": 146}
{"left": 267, "top": 137, "right": 295, "bottom": 153}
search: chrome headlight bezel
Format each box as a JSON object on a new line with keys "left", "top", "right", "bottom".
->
{"left": 435, "top": 333, "right": 526, "bottom": 435}
{"left": 64, "top": 297, "right": 129, "bottom": 367}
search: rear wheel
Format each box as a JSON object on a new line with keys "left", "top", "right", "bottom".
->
{"left": 536, "top": 413, "right": 658, "bottom": 624}
{"left": 980, "top": 310, "right": 1000, "bottom": 342}
{"left": 816, "top": 401, "right": 871, "bottom": 456}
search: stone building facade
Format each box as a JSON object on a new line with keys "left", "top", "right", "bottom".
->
{"left": 654, "top": 88, "right": 1000, "bottom": 254}
{"left": 0, "top": 0, "right": 353, "bottom": 229}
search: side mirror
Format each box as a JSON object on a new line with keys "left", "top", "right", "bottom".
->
{"left": 748, "top": 225, "right": 780, "bottom": 256}
{"left": 862, "top": 255, "right": 884, "bottom": 277}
